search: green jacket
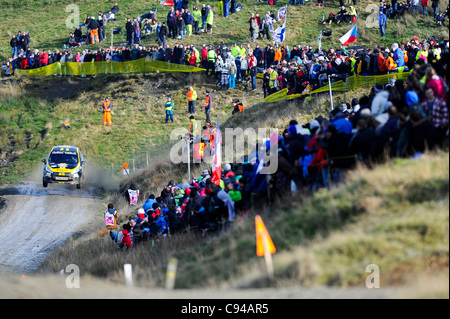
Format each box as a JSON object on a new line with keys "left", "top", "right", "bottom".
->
{"left": 228, "top": 190, "right": 242, "bottom": 202}
{"left": 165, "top": 101, "right": 174, "bottom": 114}
{"left": 207, "top": 49, "right": 217, "bottom": 62}
{"left": 231, "top": 46, "right": 240, "bottom": 58}
{"left": 192, "top": 9, "right": 201, "bottom": 22}
{"left": 206, "top": 9, "right": 214, "bottom": 25}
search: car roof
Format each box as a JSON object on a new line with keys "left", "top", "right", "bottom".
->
{"left": 51, "top": 145, "right": 79, "bottom": 153}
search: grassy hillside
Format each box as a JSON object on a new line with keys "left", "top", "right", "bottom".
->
{"left": 1, "top": 0, "right": 448, "bottom": 62}
{"left": 0, "top": 0, "right": 448, "bottom": 297}
{"left": 0, "top": 70, "right": 268, "bottom": 186}
{"left": 37, "top": 150, "right": 448, "bottom": 295}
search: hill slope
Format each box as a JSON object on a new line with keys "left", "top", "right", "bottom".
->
{"left": 1, "top": 0, "right": 449, "bottom": 61}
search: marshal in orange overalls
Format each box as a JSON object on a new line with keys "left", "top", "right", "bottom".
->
{"left": 103, "top": 99, "right": 112, "bottom": 126}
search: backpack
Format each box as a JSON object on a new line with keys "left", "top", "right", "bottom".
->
{"left": 105, "top": 210, "right": 117, "bottom": 228}
{"left": 110, "top": 230, "right": 124, "bottom": 248}
{"left": 155, "top": 216, "right": 169, "bottom": 234}
{"left": 128, "top": 189, "right": 139, "bottom": 205}
{"left": 209, "top": 191, "right": 227, "bottom": 221}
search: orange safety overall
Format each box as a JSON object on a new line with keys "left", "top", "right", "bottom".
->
{"left": 103, "top": 101, "right": 112, "bottom": 126}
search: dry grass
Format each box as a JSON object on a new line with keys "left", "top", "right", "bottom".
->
{"left": 36, "top": 147, "right": 449, "bottom": 295}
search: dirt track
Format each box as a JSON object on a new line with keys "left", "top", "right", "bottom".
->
{"left": 0, "top": 167, "right": 103, "bottom": 275}
{"left": 0, "top": 273, "right": 412, "bottom": 299}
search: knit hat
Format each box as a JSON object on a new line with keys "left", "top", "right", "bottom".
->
{"left": 405, "top": 91, "right": 419, "bottom": 106}
{"left": 310, "top": 119, "right": 320, "bottom": 131}
{"left": 360, "top": 108, "right": 371, "bottom": 118}
{"left": 374, "top": 83, "right": 384, "bottom": 93}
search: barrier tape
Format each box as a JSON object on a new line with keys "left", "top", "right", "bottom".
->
{"left": 15, "top": 58, "right": 206, "bottom": 77}
{"left": 263, "top": 71, "right": 412, "bottom": 103}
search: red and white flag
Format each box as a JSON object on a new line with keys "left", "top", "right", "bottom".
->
{"left": 160, "top": 1, "right": 174, "bottom": 6}
{"left": 339, "top": 24, "right": 358, "bottom": 46}
{"left": 211, "top": 116, "right": 222, "bottom": 185}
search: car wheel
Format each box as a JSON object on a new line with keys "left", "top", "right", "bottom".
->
{"left": 77, "top": 175, "right": 83, "bottom": 189}
{"left": 43, "top": 180, "right": 48, "bottom": 188}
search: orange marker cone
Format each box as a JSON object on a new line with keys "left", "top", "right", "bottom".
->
{"left": 255, "top": 215, "right": 276, "bottom": 257}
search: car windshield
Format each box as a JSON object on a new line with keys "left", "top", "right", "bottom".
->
{"left": 48, "top": 151, "right": 79, "bottom": 167}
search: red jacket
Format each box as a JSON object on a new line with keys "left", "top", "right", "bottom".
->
{"left": 421, "top": 0, "right": 428, "bottom": 6}
{"left": 121, "top": 229, "right": 132, "bottom": 249}
{"left": 201, "top": 47, "right": 208, "bottom": 61}
{"left": 21, "top": 58, "right": 28, "bottom": 69}
{"left": 189, "top": 53, "right": 197, "bottom": 66}
{"left": 39, "top": 52, "right": 48, "bottom": 65}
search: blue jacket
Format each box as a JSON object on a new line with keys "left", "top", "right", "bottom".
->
{"left": 143, "top": 198, "right": 157, "bottom": 212}
{"left": 379, "top": 13, "right": 386, "bottom": 26}
{"left": 330, "top": 117, "right": 353, "bottom": 135}
{"left": 393, "top": 47, "right": 405, "bottom": 67}
{"left": 185, "top": 14, "right": 194, "bottom": 25}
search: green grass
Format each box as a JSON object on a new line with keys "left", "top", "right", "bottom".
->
{"left": 0, "top": 68, "right": 265, "bottom": 186}
{"left": 1, "top": 0, "right": 448, "bottom": 62}
{"left": 0, "top": 0, "right": 448, "bottom": 295}
{"left": 36, "top": 151, "right": 449, "bottom": 292}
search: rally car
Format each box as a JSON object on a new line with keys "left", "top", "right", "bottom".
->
{"left": 42, "top": 145, "right": 85, "bottom": 189}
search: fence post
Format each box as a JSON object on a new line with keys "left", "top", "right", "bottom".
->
{"left": 124, "top": 264, "right": 133, "bottom": 287}
{"left": 111, "top": 163, "right": 114, "bottom": 178}
{"left": 165, "top": 258, "right": 178, "bottom": 290}
{"left": 133, "top": 158, "right": 135, "bottom": 174}
{"left": 146, "top": 152, "right": 149, "bottom": 168}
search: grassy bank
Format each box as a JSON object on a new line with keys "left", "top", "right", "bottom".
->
{"left": 0, "top": 70, "right": 264, "bottom": 186}
{"left": 37, "top": 151, "right": 449, "bottom": 293}
{"left": 1, "top": 0, "right": 448, "bottom": 62}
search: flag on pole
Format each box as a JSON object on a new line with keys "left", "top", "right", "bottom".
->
{"left": 121, "top": 162, "right": 129, "bottom": 173}
{"left": 277, "top": 5, "right": 287, "bottom": 20}
{"left": 272, "top": 19, "right": 287, "bottom": 45}
{"left": 211, "top": 116, "right": 222, "bottom": 185}
{"left": 255, "top": 215, "right": 276, "bottom": 257}
{"left": 160, "top": 1, "right": 174, "bottom": 6}
{"left": 339, "top": 24, "right": 358, "bottom": 46}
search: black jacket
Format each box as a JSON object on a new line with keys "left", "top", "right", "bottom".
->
{"left": 159, "top": 25, "right": 167, "bottom": 38}
{"left": 126, "top": 21, "right": 135, "bottom": 33}
{"left": 349, "top": 127, "right": 377, "bottom": 161}
{"left": 10, "top": 38, "right": 18, "bottom": 47}
{"left": 326, "top": 131, "right": 356, "bottom": 169}
{"left": 89, "top": 18, "right": 99, "bottom": 30}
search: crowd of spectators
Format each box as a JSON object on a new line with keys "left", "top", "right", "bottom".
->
{"left": 3, "top": 2, "right": 446, "bottom": 249}
{"left": 110, "top": 56, "right": 448, "bottom": 248}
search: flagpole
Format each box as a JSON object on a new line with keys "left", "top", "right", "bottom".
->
{"left": 328, "top": 75, "right": 334, "bottom": 111}
{"left": 187, "top": 137, "right": 191, "bottom": 182}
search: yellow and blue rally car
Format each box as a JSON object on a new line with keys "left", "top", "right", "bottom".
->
{"left": 42, "top": 145, "right": 85, "bottom": 189}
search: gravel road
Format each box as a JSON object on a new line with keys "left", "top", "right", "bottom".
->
{"left": 0, "top": 167, "right": 103, "bottom": 275}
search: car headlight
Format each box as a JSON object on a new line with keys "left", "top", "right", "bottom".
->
{"left": 44, "top": 166, "right": 52, "bottom": 177}
{"left": 72, "top": 166, "right": 82, "bottom": 178}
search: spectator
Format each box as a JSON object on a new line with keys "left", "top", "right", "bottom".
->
{"left": 165, "top": 95, "right": 174, "bottom": 124}
{"left": 379, "top": 9, "right": 387, "bottom": 37}
{"left": 421, "top": 0, "right": 429, "bottom": 16}
{"left": 10, "top": 35, "right": 19, "bottom": 58}
{"left": 431, "top": 0, "right": 440, "bottom": 17}
{"left": 412, "top": 0, "right": 420, "bottom": 14}
{"left": 421, "top": 85, "right": 448, "bottom": 144}
{"left": 104, "top": 203, "right": 120, "bottom": 229}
